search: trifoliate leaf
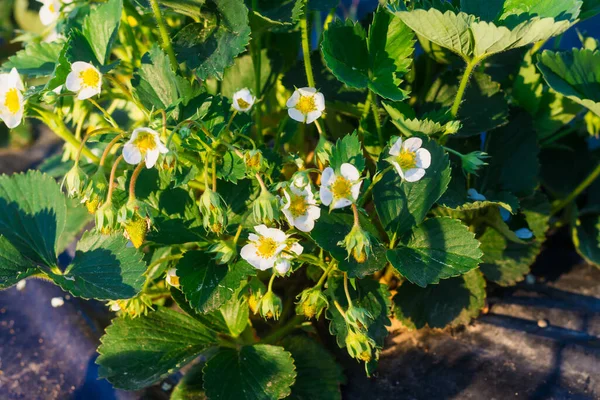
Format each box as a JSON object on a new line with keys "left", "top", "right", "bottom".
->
{"left": 479, "top": 192, "right": 550, "bottom": 285}
{"left": 0, "top": 170, "right": 67, "bottom": 267}
{"left": 424, "top": 71, "right": 508, "bottom": 137}
{"left": 373, "top": 138, "right": 451, "bottom": 236}
{"left": 178, "top": 251, "right": 256, "bottom": 313}
{"left": 0, "top": 236, "right": 38, "bottom": 289}
{"left": 133, "top": 45, "right": 180, "bottom": 111}
{"left": 2, "top": 41, "right": 62, "bottom": 76}
{"left": 573, "top": 213, "right": 600, "bottom": 267}
{"left": 328, "top": 131, "right": 365, "bottom": 173}
{"left": 390, "top": 1, "right": 578, "bottom": 60}
{"left": 174, "top": 0, "right": 251, "bottom": 80}
{"left": 387, "top": 217, "right": 482, "bottom": 287}
{"left": 325, "top": 276, "right": 391, "bottom": 350}
{"left": 203, "top": 344, "right": 297, "bottom": 400}
{"left": 82, "top": 0, "right": 122, "bottom": 65}
{"left": 49, "top": 232, "right": 146, "bottom": 300}
{"left": 282, "top": 336, "right": 343, "bottom": 400}
{"left": 537, "top": 49, "right": 600, "bottom": 117}
{"left": 321, "top": 8, "right": 414, "bottom": 101}
{"left": 393, "top": 269, "right": 486, "bottom": 329}
{"left": 97, "top": 307, "right": 218, "bottom": 390}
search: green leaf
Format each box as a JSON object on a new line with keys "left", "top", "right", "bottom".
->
{"left": 2, "top": 41, "right": 62, "bottom": 76}
{"left": 216, "top": 151, "right": 246, "bottom": 183}
{"left": 310, "top": 208, "right": 383, "bottom": 277}
{"left": 328, "top": 131, "right": 365, "bottom": 173}
{"left": 387, "top": 217, "right": 482, "bottom": 287}
{"left": 97, "top": 307, "right": 218, "bottom": 390}
{"left": 133, "top": 45, "right": 180, "bottom": 111}
{"left": 439, "top": 173, "right": 519, "bottom": 213}
{"left": 178, "top": 251, "right": 256, "bottom": 313}
{"left": 171, "top": 361, "right": 207, "bottom": 400}
{"left": 308, "top": 0, "right": 338, "bottom": 11}
{"left": 0, "top": 171, "right": 67, "bottom": 267}
{"left": 159, "top": 0, "right": 207, "bottom": 19}
{"left": 282, "top": 336, "right": 343, "bottom": 400}
{"left": 537, "top": 49, "right": 600, "bottom": 117}
{"left": 222, "top": 50, "right": 272, "bottom": 99}
{"left": 479, "top": 192, "right": 550, "bottom": 285}
{"left": 325, "top": 276, "right": 391, "bottom": 350}
{"left": 0, "top": 236, "right": 38, "bottom": 289}
{"left": 483, "top": 112, "right": 539, "bottom": 197}
{"left": 573, "top": 213, "right": 600, "bottom": 267}
{"left": 49, "top": 232, "right": 146, "bottom": 300}
{"left": 390, "top": 1, "right": 577, "bottom": 60}
{"left": 57, "top": 197, "right": 92, "bottom": 254}
{"left": 321, "top": 8, "right": 415, "bottom": 101}
{"left": 393, "top": 269, "right": 486, "bottom": 329}
{"left": 424, "top": 71, "right": 508, "bottom": 137}
{"left": 581, "top": 0, "right": 600, "bottom": 20}
{"left": 171, "top": 286, "right": 231, "bottom": 334}
{"left": 82, "top": 0, "right": 122, "bottom": 65}
{"left": 203, "top": 344, "right": 297, "bottom": 400}
{"left": 174, "top": 0, "right": 251, "bottom": 80}
{"left": 373, "top": 138, "right": 451, "bottom": 236}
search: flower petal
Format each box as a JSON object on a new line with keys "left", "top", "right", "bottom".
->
{"left": 122, "top": 143, "right": 142, "bottom": 165}
{"left": 389, "top": 138, "right": 403, "bottom": 156}
{"left": 415, "top": 148, "right": 431, "bottom": 169}
{"left": 305, "top": 110, "right": 322, "bottom": 124}
{"left": 340, "top": 163, "right": 360, "bottom": 181}
{"left": 321, "top": 167, "right": 335, "bottom": 185}
{"left": 65, "top": 71, "right": 81, "bottom": 92}
{"left": 286, "top": 91, "right": 300, "bottom": 108}
{"left": 145, "top": 149, "right": 160, "bottom": 169}
{"left": 403, "top": 137, "right": 423, "bottom": 151}
{"left": 404, "top": 168, "right": 426, "bottom": 182}
{"left": 288, "top": 108, "right": 305, "bottom": 123}
{"left": 77, "top": 86, "right": 100, "bottom": 100}
{"left": 351, "top": 181, "right": 362, "bottom": 200}
{"left": 298, "top": 87, "right": 317, "bottom": 96}
{"left": 314, "top": 92, "right": 325, "bottom": 111}
{"left": 275, "top": 259, "right": 291, "bottom": 275}
{"left": 320, "top": 186, "right": 333, "bottom": 206}
{"left": 332, "top": 198, "right": 352, "bottom": 210}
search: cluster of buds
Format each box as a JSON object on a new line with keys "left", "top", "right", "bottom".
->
{"left": 343, "top": 305, "right": 376, "bottom": 363}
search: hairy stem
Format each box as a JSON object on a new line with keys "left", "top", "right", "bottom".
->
{"left": 100, "top": 134, "right": 124, "bottom": 167}
{"left": 300, "top": 4, "right": 316, "bottom": 87}
{"left": 552, "top": 163, "right": 600, "bottom": 215}
{"left": 450, "top": 57, "right": 482, "bottom": 118}
{"left": 128, "top": 162, "right": 145, "bottom": 203}
{"left": 149, "top": 0, "right": 179, "bottom": 71}
{"left": 106, "top": 155, "right": 124, "bottom": 203}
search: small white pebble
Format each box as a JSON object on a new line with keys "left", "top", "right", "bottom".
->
{"left": 51, "top": 297, "right": 65, "bottom": 308}
{"left": 537, "top": 319, "right": 548, "bottom": 328}
{"left": 161, "top": 382, "right": 172, "bottom": 391}
{"left": 16, "top": 280, "right": 27, "bottom": 291}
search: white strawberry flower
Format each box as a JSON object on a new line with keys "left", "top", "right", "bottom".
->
{"left": 387, "top": 137, "right": 431, "bottom": 182}
{"left": 65, "top": 62, "right": 102, "bottom": 100}
{"left": 274, "top": 242, "right": 304, "bottom": 275}
{"left": 165, "top": 268, "right": 180, "bottom": 287}
{"left": 38, "top": 0, "right": 61, "bottom": 26}
{"left": 0, "top": 68, "right": 25, "bottom": 129}
{"left": 122, "top": 127, "right": 169, "bottom": 169}
{"left": 281, "top": 185, "right": 321, "bottom": 232}
{"left": 232, "top": 88, "right": 256, "bottom": 112}
{"left": 320, "top": 163, "right": 362, "bottom": 210}
{"left": 286, "top": 87, "right": 325, "bottom": 124}
{"left": 241, "top": 225, "right": 288, "bottom": 271}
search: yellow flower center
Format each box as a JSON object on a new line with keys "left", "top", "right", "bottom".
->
{"left": 127, "top": 15, "right": 138, "bottom": 27}
{"left": 4, "top": 88, "right": 20, "bottom": 115}
{"left": 256, "top": 237, "right": 278, "bottom": 259}
{"left": 168, "top": 275, "right": 180, "bottom": 287}
{"left": 296, "top": 95, "right": 317, "bottom": 115}
{"left": 331, "top": 176, "right": 352, "bottom": 198}
{"left": 237, "top": 98, "right": 250, "bottom": 109}
{"left": 288, "top": 193, "right": 308, "bottom": 217}
{"left": 133, "top": 131, "right": 157, "bottom": 153}
{"left": 79, "top": 68, "right": 100, "bottom": 88}
{"left": 49, "top": 3, "right": 56, "bottom": 12}
{"left": 246, "top": 153, "right": 261, "bottom": 169}
{"left": 397, "top": 149, "right": 417, "bottom": 170}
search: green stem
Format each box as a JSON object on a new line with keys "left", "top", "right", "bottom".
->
{"left": 88, "top": 98, "right": 119, "bottom": 129}
{"left": 450, "top": 57, "right": 482, "bottom": 118}
{"left": 251, "top": 0, "right": 263, "bottom": 145}
{"left": 358, "top": 166, "right": 392, "bottom": 207}
{"left": 315, "top": 261, "right": 336, "bottom": 288}
{"left": 260, "top": 315, "right": 305, "bottom": 344}
{"left": 361, "top": 91, "right": 372, "bottom": 120}
{"left": 343, "top": 272, "right": 353, "bottom": 308}
{"left": 551, "top": 162, "right": 600, "bottom": 215}
{"left": 232, "top": 224, "right": 243, "bottom": 245}
{"left": 371, "top": 95, "right": 384, "bottom": 147}
{"left": 225, "top": 110, "right": 238, "bottom": 135}
{"left": 128, "top": 162, "right": 145, "bottom": 203}
{"left": 100, "top": 134, "right": 124, "bottom": 167}
{"left": 267, "top": 272, "right": 276, "bottom": 292}
{"left": 106, "top": 154, "right": 124, "bottom": 203}
{"left": 442, "top": 146, "right": 464, "bottom": 158}
{"left": 300, "top": 5, "right": 316, "bottom": 88}
{"left": 149, "top": 0, "right": 179, "bottom": 71}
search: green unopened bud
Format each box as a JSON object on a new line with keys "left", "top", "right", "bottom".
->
{"left": 246, "top": 278, "right": 266, "bottom": 314}
{"left": 252, "top": 188, "right": 280, "bottom": 224}
{"left": 585, "top": 111, "right": 600, "bottom": 138}
{"left": 444, "top": 120, "right": 461, "bottom": 135}
{"left": 256, "top": 290, "right": 282, "bottom": 320}
{"left": 346, "top": 305, "right": 374, "bottom": 330}
{"left": 460, "top": 151, "right": 489, "bottom": 176}
{"left": 42, "top": 90, "right": 59, "bottom": 105}
{"left": 82, "top": 167, "right": 109, "bottom": 214}
{"left": 107, "top": 294, "right": 153, "bottom": 318}
{"left": 208, "top": 239, "right": 237, "bottom": 265}
{"left": 295, "top": 287, "right": 328, "bottom": 319}
{"left": 345, "top": 328, "right": 376, "bottom": 362}
{"left": 291, "top": 170, "right": 310, "bottom": 189}
{"left": 244, "top": 149, "right": 264, "bottom": 174}
{"left": 95, "top": 202, "right": 117, "bottom": 234}
{"left": 339, "top": 224, "right": 372, "bottom": 263}
{"left": 61, "top": 164, "right": 87, "bottom": 198}
{"left": 199, "top": 188, "right": 228, "bottom": 235}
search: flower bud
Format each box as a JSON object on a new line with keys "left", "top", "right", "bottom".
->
{"left": 256, "top": 290, "right": 282, "bottom": 320}
{"left": 95, "top": 201, "right": 117, "bottom": 234}
{"left": 444, "top": 120, "right": 461, "bottom": 135}
{"left": 460, "top": 151, "right": 489, "bottom": 176}
{"left": 252, "top": 188, "right": 280, "bottom": 224}
{"left": 244, "top": 150, "right": 264, "bottom": 174}
{"left": 208, "top": 239, "right": 237, "bottom": 265}
{"left": 42, "top": 90, "right": 59, "bottom": 105}
{"left": 82, "top": 167, "right": 109, "bottom": 214}
{"left": 346, "top": 306, "right": 373, "bottom": 330}
{"left": 246, "top": 279, "right": 266, "bottom": 314}
{"left": 199, "top": 188, "right": 228, "bottom": 235}
{"left": 107, "top": 294, "right": 153, "bottom": 318}
{"left": 295, "top": 287, "right": 328, "bottom": 319}
{"left": 291, "top": 170, "right": 311, "bottom": 189}
{"left": 345, "top": 328, "right": 375, "bottom": 362}
{"left": 585, "top": 111, "right": 600, "bottom": 138}
{"left": 165, "top": 268, "right": 180, "bottom": 287}
{"left": 123, "top": 217, "right": 150, "bottom": 249}
{"left": 61, "top": 164, "right": 87, "bottom": 198}
{"left": 339, "top": 224, "right": 372, "bottom": 263}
